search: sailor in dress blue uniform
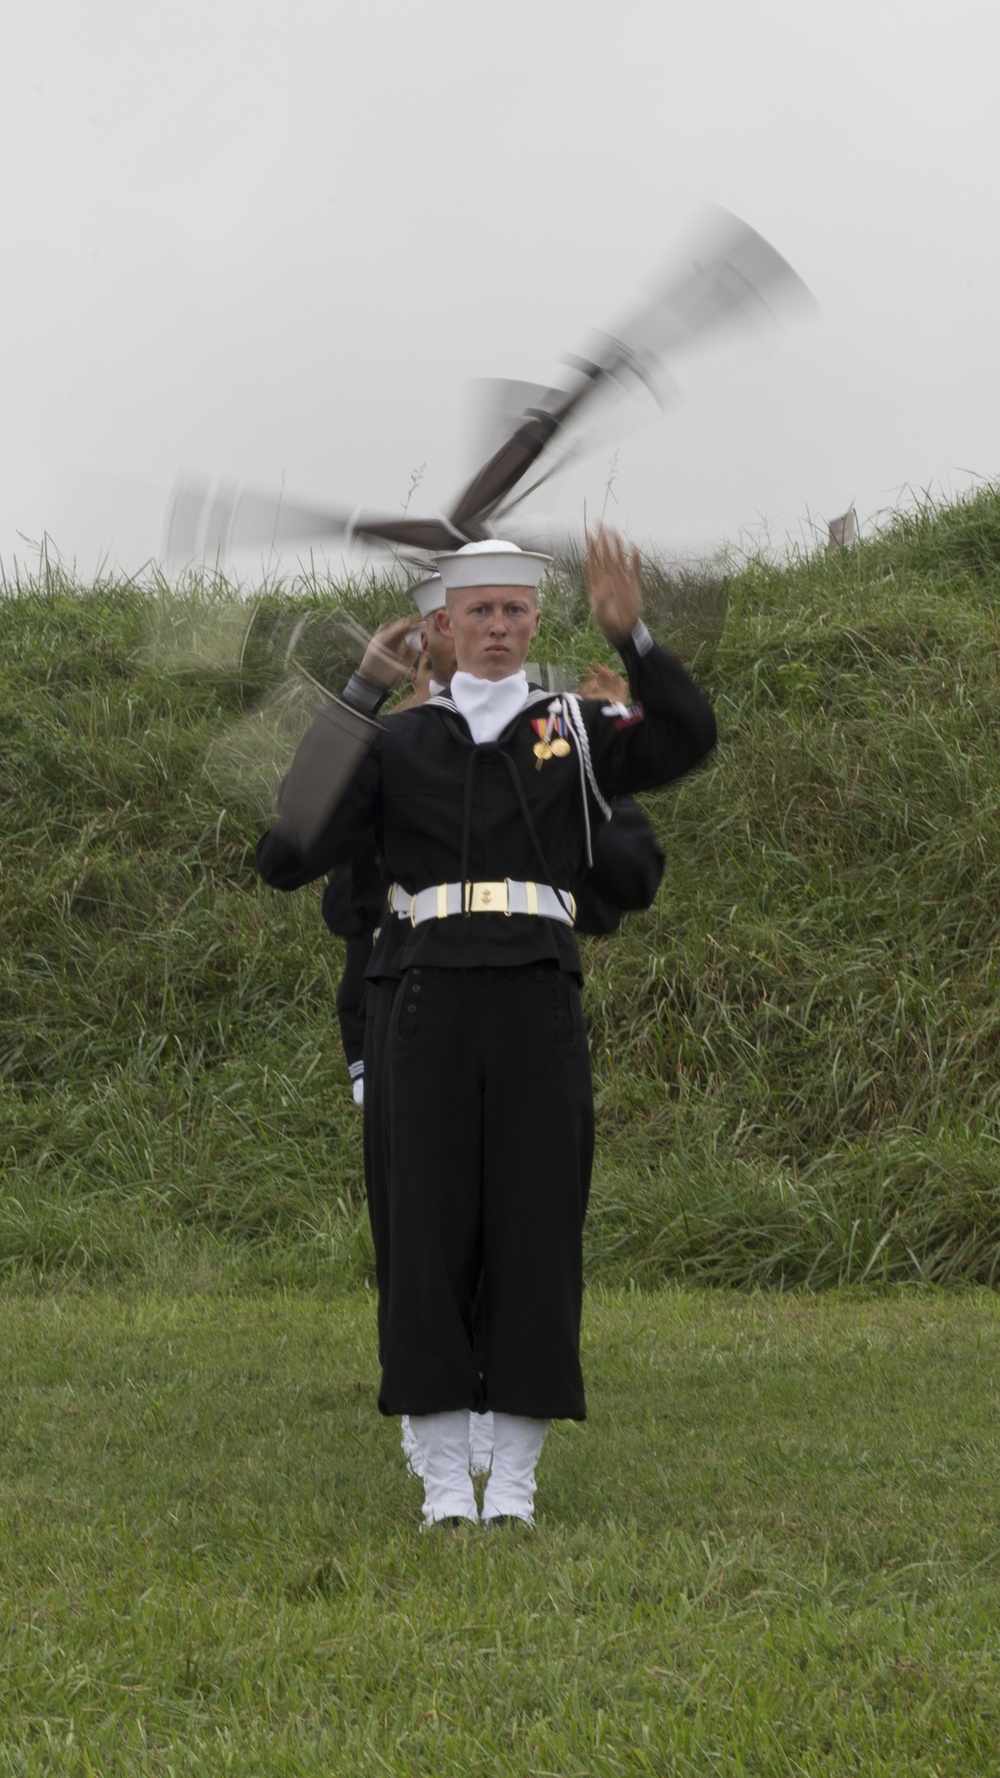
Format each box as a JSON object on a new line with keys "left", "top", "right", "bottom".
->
{"left": 257, "top": 532, "right": 716, "bottom": 1525}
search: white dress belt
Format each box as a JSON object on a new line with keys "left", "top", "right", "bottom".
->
{"left": 389, "top": 880, "right": 575, "bottom": 927}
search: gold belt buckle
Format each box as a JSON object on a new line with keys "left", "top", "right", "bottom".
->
{"left": 468, "top": 880, "right": 507, "bottom": 914}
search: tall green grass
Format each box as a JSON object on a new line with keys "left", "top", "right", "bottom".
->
{"left": 4, "top": 487, "right": 1000, "bottom": 1288}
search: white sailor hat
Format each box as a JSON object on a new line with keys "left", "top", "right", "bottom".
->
{"left": 433, "top": 538, "right": 552, "bottom": 592}
{"left": 405, "top": 573, "right": 445, "bottom": 619}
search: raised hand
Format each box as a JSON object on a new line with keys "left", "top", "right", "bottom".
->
{"left": 586, "top": 527, "right": 642, "bottom": 646}
{"left": 357, "top": 613, "right": 421, "bottom": 689}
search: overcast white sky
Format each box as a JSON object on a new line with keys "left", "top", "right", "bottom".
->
{"left": 2, "top": 0, "right": 998, "bottom": 579}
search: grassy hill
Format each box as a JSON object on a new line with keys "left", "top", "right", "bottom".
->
{"left": 3, "top": 489, "right": 1000, "bottom": 1290}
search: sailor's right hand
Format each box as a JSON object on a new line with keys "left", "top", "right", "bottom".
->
{"left": 357, "top": 614, "right": 420, "bottom": 689}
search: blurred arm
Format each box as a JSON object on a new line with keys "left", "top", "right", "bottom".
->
{"left": 578, "top": 525, "right": 716, "bottom": 795}
{"left": 256, "top": 713, "right": 382, "bottom": 891}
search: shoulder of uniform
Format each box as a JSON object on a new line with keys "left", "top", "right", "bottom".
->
{"left": 382, "top": 701, "right": 439, "bottom": 724}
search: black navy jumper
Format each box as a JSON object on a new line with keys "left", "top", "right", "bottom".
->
{"left": 257, "top": 628, "right": 715, "bottom": 1419}
{"left": 321, "top": 781, "right": 663, "bottom": 1365}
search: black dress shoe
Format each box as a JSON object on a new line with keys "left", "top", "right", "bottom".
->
{"left": 482, "top": 1514, "right": 532, "bottom": 1529}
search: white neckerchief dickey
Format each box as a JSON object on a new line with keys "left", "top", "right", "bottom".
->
{"left": 448, "top": 670, "right": 530, "bottom": 745}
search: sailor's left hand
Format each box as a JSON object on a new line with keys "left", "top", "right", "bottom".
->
{"left": 579, "top": 660, "right": 630, "bottom": 703}
{"left": 358, "top": 614, "right": 420, "bottom": 689}
{"left": 586, "top": 527, "right": 642, "bottom": 646}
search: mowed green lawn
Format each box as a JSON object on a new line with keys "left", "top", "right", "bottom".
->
{"left": 1, "top": 1287, "right": 998, "bottom": 1775}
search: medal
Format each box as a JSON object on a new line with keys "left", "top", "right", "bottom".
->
{"left": 531, "top": 709, "right": 572, "bottom": 769}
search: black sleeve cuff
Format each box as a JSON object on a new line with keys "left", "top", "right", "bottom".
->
{"left": 615, "top": 622, "right": 655, "bottom": 694}
{"left": 341, "top": 673, "right": 389, "bottom": 716}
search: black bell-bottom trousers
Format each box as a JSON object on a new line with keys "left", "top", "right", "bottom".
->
{"left": 364, "top": 973, "right": 489, "bottom": 1373}
{"left": 378, "top": 962, "right": 594, "bottom": 1421}
{"left": 362, "top": 973, "right": 396, "bottom": 1362}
